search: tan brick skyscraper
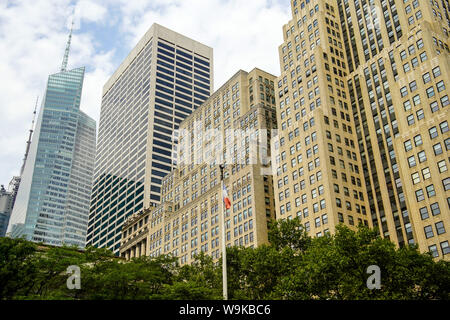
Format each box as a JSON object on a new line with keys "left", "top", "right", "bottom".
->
{"left": 275, "top": 0, "right": 449, "bottom": 259}
{"left": 120, "top": 68, "right": 278, "bottom": 264}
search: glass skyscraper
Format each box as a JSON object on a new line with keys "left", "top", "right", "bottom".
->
{"left": 7, "top": 28, "right": 96, "bottom": 247}
{"left": 86, "top": 24, "right": 213, "bottom": 254}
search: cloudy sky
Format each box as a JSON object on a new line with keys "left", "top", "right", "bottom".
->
{"left": 0, "top": 0, "right": 290, "bottom": 186}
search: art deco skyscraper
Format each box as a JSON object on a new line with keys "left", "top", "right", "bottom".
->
{"left": 7, "top": 26, "right": 96, "bottom": 247}
{"left": 341, "top": 0, "right": 449, "bottom": 258}
{"left": 275, "top": 0, "right": 449, "bottom": 259}
{"left": 274, "top": 1, "right": 372, "bottom": 238}
{"left": 86, "top": 24, "right": 213, "bottom": 253}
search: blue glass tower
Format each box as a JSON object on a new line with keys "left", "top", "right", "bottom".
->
{"left": 7, "top": 26, "right": 96, "bottom": 247}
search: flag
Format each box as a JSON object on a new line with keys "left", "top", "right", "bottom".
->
{"left": 223, "top": 184, "right": 231, "bottom": 209}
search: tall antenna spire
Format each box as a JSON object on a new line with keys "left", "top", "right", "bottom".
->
{"left": 20, "top": 97, "right": 38, "bottom": 176}
{"left": 60, "top": 12, "right": 75, "bottom": 72}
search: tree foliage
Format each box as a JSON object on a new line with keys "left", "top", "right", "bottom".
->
{"left": 0, "top": 220, "right": 449, "bottom": 300}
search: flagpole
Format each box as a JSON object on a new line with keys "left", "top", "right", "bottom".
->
{"left": 220, "top": 164, "right": 228, "bottom": 300}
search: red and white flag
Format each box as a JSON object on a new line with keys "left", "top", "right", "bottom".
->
{"left": 223, "top": 184, "right": 231, "bottom": 209}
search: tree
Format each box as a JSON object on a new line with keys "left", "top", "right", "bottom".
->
{"left": 226, "top": 245, "right": 299, "bottom": 300}
{"left": 159, "top": 252, "right": 222, "bottom": 300}
{"left": 275, "top": 224, "right": 450, "bottom": 300}
{"left": 78, "top": 255, "right": 177, "bottom": 300}
{"left": 0, "top": 237, "right": 38, "bottom": 299}
{"left": 30, "top": 245, "right": 88, "bottom": 299}
{"left": 1, "top": 223, "right": 449, "bottom": 300}
{"left": 268, "top": 217, "right": 312, "bottom": 252}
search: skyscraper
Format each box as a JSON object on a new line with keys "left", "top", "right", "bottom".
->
{"left": 274, "top": 1, "right": 372, "bottom": 238}
{"left": 7, "top": 25, "right": 96, "bottom": 247}
{"left": 341, "top": 0, "right": 450, "bottom": 258}
{"left": 119, "top": 68, "right": 278, "bottom": 263}
{"left": 86, "top": 24, "right": 213, "bottom": 254}
{"left": 0, "top": 185, "right": 13, "bottom": 237}
{"left": 274, "top": 0, "right": 449, "bottom": 259}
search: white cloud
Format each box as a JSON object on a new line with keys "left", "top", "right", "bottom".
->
{"left": 121, "top": 0, "right": 289, "bottom": 89}
{"left": 76, "top": 0, "right": 108, "bottom": 24}
{"left": 0, "top": 0, "right": 290, "bottom": 185}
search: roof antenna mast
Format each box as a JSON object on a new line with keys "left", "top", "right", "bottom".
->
{"left": 60, "top": 9, "right": 75, "bottom": 72}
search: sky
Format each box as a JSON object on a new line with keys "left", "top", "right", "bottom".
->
{"left": 0, "top": 0, "right": 291, "bottom": 186}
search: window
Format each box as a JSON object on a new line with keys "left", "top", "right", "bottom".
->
{"left": 426, "top": 184, "right": 436, "bottom": 198}
{"left": 438, "top": 160, "right": 447, "bottom": 173}
{"left": 443, "top": 178, "right": 450, "bottom": 191}
{"left": 433, "top": 143, "right": 443, "bottom": 155}
{"left": 422, "top": 167, "right": 431, "bottom": 180}
{"left": 414, "top": 135, "right": 422, "bottom": 146}
{"left": 419, "top": 207, "right": 429, "bottom": 220}
{"left": 403, "top": 63, "right": 410, "bottom": 73}
{"left": 429, "top": 244, "right": 439, "bottom": 258}
{"left": 437, "top": 81, "right": 445, "bottom": 92}
{"left": 400, "top": 86, "right": 408, "bottom": 97}
{"left": 422, "top": 72, "right": 431, "bottom": 84}
{"left": 408, "top": 156, "right": 416, "bottom": 167}
{"left": 416, "top": 109, "right": 424, "bottom": 120}
{"left": 420, "top": 52, "right": 427, "bottom": 61}
{"left": 441, "top": 241, "right": 450, "bottom": 255}
{"left": 415, "top": 189, "right": 424, "bottom": 202}
{"left": 416, "top": 10, "right": 423, "bottom": 20}
{"left": 348, "top": 215, "right": 354, "bottom": 225}
{"left": 430, "top": 101, "right": 439, "bottom": 113}
{"left": 430, "top": 202, "right": 440, "bottom": 216}
{"left": 441, "top": 95, "right": 449, "bottom": 107}
{"left": 435, "top": 222, "right": 446, "bottom": 235}
{"left": 315, "top": 217, "right": 321, "bottom": 227}
{"left": 424, "top": 225, "right": 434, "bottom": 238}
{"left": 411, "top": 172, "right": 420, "bottom": 184}
{"left": 429, "top": 127, "right": 438, "bottom": 139}
{"left": 404, "top": 140, "right": 412, "bottom": 151}
{"left": 440, "top": 121, "right": 449, "bottom": 134}
{"left": 432, "top": 66, "right": 441, "bottom": 78}
{"left": 417, "top": 151, "right": 426, "bottom": 163}
{"left": 400, "top": 50, "right": 407, "bottom": 60}
{"left": 417, "top": 39, "right": 424, "bottom": 49}
{"left": 404, "top": 100, "right": 412, "bottom": 111}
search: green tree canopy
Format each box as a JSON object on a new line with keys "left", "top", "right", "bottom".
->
{"left": 1, "top": 221, "right": 449, "bottom": 300}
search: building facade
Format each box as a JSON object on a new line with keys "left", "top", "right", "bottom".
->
{"left": 87, "top": 24, "right": 213, "bottom": 254}
{"left": 8, "top": 176, "right": 21, "bottom": 216}
{"left": 274, "top": 1, "right": 372, "bottom": 239}
{"left": 120, "top": 68, "right": 278, "bottom": 264}
{"left": 274, "top": 0, "right": 449, "bottom": 259}
{"left": 7, "top": 35, "right": 96, "bottom": 247}
{"left": 341, "top": 0, "right": 450, "bottom": 258}
{"left": 0, "top": 186, "right": 13, "bottom": 237}
{"left": 119, "top": 207, "right": 151, "bottom": 259}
